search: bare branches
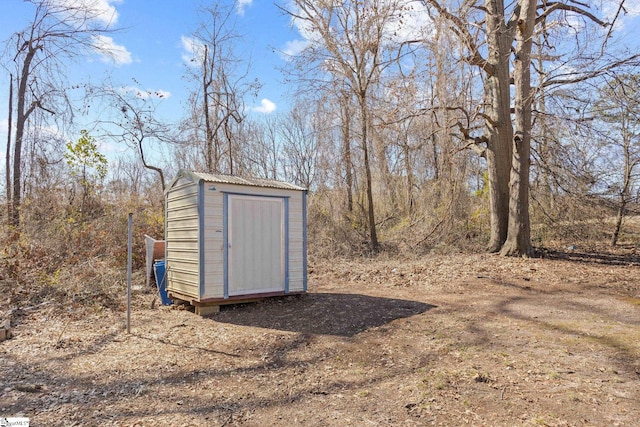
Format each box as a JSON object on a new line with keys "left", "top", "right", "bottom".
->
{"left": 536, "top": 2, "right": 608, "bottom": 27}
{"left": 542, "top": 54, "right": 640, "bottom": 88}
{"left": 3, "top": 0, "right": 122, "bottom": 227}
{"left": 423, "top": 0, "right": 493, "bottom": 74}
{"left": 90, "top": 82, "right": 172, "bottom": 191}
{"left": 602, "top": 0, "right": 627, "bottom": 52}
{"left": 182, "top": 1, "right": 258, "bottom": 174}
{"left": 456, "top": 127, "right": 488, "bottom": 157}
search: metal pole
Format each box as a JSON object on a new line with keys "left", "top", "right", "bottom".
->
{"left": 127, "top": 213, "right": 133, "bottom": 334}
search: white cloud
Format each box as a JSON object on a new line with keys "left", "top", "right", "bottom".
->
{"left": 387, "top": 1, "right": 433, "bottom": 43}
{"left": 181, "top": 35, "right": 205, "bottom": 66}
{"left": 252, "top": 98, "right": 277, "bottom": 114}
{"left": 629, "top": 3, "right": 640, "bottom": 15}
{"left": 288, "top": 2, "right": 324, "bottom": 46}
{"left": 97, "top": 140, "right": 122, "bottom": 153}
{"left": 92, "top": 35, "right": 132, "bottom": 65}
{"left": 603, "top": 0, "right": 640, "bottom": 19}
{"left": 237, "top": 0, "right": 253, "bottom": 16}
{"left": 281, "top": 39, "right": 309, "bottom": 59}
{"left": 602, "top": 0, "right": 640, "bottom": 30}
{"left": 284, "top": 0, "right": 433, "bottom": 58}
{"left": 52, "top": 0, "right": 121, "bottom": 27}
{"left": 51, "top": 1, "right": 128, "bottom": 65}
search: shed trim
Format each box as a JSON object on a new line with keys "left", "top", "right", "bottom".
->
{"left": 302, "top": 190, "right": 308, "bottom": 292}
{"left": 284, "top": 197, "right": 290, "bottom": 294}
{"left": 223, "top": 192, "right": 229, "bottom": 299}
{"left": 164, "top": 196, "right": 168, "bottom": 261}
{"left": 220, "top": 190, "right": 292, "bottom": 200}
{"left": 224, "top": 192, "right": 287, "bottom": 297}
{"left": 198, "top": 179, "right": 205, "bottom": 298}
{"left": 166, "top": 169, "right": 306, "bottom": 193}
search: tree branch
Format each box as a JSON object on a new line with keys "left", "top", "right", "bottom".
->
{"left": 542, "top": 54, "right": 640, "bottom": 87}
{"left": 536, "top": 2, "right": 608, "bottom": 27}
{"left": 423, "top": 0, "right": 494, "bottom": 75}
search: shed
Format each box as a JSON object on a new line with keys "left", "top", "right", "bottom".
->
{"left": 164, "top": 170, "right": 307, "bottom": 312}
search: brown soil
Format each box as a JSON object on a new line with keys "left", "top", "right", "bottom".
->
{"left": 1, "top": 249, "right": 640, "bottom": 426}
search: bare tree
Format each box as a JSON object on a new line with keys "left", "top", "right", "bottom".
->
{"left": 2, "top": 0, "right": 120, "bottom": 227}
{"left": 183, "top": 1, "right": 260, "bottom": 175}
{"left": 284, "top": 0, "right": 413, "bottom": 251}
{"left": 92, "top": 82, "right": 172, "bottom": 192}
{"left": 339, "top": 88, "right": 355, "bottom": 212}
{"left": 422, "top": 0, "right": 636, "bottom": 256}
{"left": 280, "top": 103, "right": 320, "bottom": 189}
{"left": 242, "top": 117, "right": 280, "bottom": 180}
{"left": 593, "top": 74, "right": 640, "bottom": 246}
{"left": 5, "top": 74, "right": 13, "bottom": 223}
{"left": 106, "top": 156, "right": 145, "bottom": 201}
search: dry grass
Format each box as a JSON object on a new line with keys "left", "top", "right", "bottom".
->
{"left": 1, "top": 198, "right": 639, "bottom": 425}
{"left": 1, "top": 250, "right": 639, "bottom": 426}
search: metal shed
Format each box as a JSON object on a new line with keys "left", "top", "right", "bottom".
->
{"left": 164, "top": 170, "right": 307, "bottom": 313}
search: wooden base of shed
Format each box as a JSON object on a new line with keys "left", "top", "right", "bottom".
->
{"left": 0, "top": 320, "right": 11, "bottom": 342}
{"left": 169, "top": 291, "right": 306, "bottom": 316}
{"left": 195, "top": 305, "right": 220, "bottom": 316}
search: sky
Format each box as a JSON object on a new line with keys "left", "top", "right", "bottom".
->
{"left": 0, "top": 0, "right": 639, "bottom": 169}
{"left": 0, "top": 0, "right": 303, "bottom": 162}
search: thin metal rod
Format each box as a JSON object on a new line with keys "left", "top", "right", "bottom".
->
{"left": 127, "top": 213, "right": 133, "bottom": 334}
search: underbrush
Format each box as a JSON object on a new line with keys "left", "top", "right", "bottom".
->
{"left": 2, "top": 189, "right": 638, "bottom": 315}
{"left": 0, "top": 257, "right": 127, "bottom": 311}
{"left": 530, "top": 198, "right": 640, "bottom": 250}
{"left": 0, "top": 200, "right": 162, "bottom": 312}
{"left": 307, "top": 185, "right": 490, "bottom": 259}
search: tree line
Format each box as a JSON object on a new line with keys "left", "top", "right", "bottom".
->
{"left": 2, "top": 0, "right": 639, "bottom": 260}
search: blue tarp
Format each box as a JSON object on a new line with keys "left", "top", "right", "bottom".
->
{"left": 153, "top": 260, "right": 173, "bottom": 305}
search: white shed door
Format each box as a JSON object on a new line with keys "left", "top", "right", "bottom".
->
{"left": 228, "top": 195, "right": 284, "bottom": 296}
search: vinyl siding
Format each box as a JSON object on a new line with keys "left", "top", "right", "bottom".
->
{"left": 165, "top": 177, "right": 200, "bottom": 299}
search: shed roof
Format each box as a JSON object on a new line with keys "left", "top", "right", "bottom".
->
{"left": 170, "top": 170, "right": 307, "bottom": 192}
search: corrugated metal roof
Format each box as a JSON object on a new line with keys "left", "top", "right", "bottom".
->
{"left": 186, "top": 171, "right": 306, "bottom": 191}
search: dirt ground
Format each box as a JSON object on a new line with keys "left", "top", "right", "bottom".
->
{"left": 1, "top": 248, "right": 639, "bottom": 426}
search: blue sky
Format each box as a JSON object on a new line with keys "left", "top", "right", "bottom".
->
{"left": 0, "top": 0, "right": 639, "bottom": 166}
{"left": 0, "top": 0, "right": 302, "bottom": 158}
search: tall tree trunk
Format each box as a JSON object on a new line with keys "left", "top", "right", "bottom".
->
{"left": 13, "top": 42, "right": 41, "bottom": 227}
{"left": 484, "top": 0, "right": 513, "bottom": 252}
{"left": 5, "top": 74, "right": 13, "bottom": 225}
{"left": 341, "top": 96, "right": 353, "bottom": 212}
{"left": 611, "top": 128, "right": 632, "bottom": 246}
{"left": 360, "top": 96, "right": 378, "bottom": 251}
{"left": 611, "top": 193, "right": 627, "bottom": 246}
{"left": 12, "top": 106, "right": 25, "bottom": 227}
{"left": 535, "top": 32, "right": 554, "bottom": 212}
{"left": 203, "top": 44, "right": 214, "bottom": 173}
{"left": 372, "top": 119, "right": 396, "bottom": 211}
{"left": 431, "top": 131, "right": 440, "bottom": 181}
{"left": 225, "top": 118, "right": 234, "bottom": 175}
{"left": 500, "top": 0, "right": 536, "bottom": 256}
{"left": 137, "top": 137, "right": 166, "bottom": 193}
{"left": 402, "top": 136, "right": 415, "bottom": 216}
